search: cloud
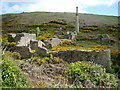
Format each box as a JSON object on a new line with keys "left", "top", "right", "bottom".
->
{"left": 1, "top": 0, "right": 119, "bottom": 14}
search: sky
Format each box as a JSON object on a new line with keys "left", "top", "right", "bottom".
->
{"left": 0, "top": 0, "right": 119, "bottom": 16}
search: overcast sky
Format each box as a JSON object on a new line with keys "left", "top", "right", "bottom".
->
{"left": 0, "top": 0, "right": 119, "bottom": 16}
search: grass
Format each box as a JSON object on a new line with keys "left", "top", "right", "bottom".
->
{"left": 2, "top": 12, "right": 118, "bottom": 25}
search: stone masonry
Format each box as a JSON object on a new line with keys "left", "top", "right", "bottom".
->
{"left": 8, "top": 33, "right": 47, "bottom": 59}
{"left": 50, "top": 49, "right": 111, "bottom": 68}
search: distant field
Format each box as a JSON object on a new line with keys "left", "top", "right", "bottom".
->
{"left": 2, "top": 12, "right": 118, "bottom": 26}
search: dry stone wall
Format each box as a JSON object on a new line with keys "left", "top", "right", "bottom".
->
{"left": 50, "top": 49, "right": 111, "bottom": 68}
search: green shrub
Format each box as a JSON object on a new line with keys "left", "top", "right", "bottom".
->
{"left": 2, "top": 52, "right": 32, "bottom": 88}
{"left": 8, "top": 35, "right": 15, "bottom": 42}
{"left": 12, "top": 52, "right": 21, "bottom": 59}
{"left": 36, "top": 27, "right": 40, "bottom": 36}
{"left": 111, "top": 50, "right": 120, "bottom": 66}
{"left": 66, "top": 61, "right": 118, "bottom": 87}
{"left": 112, "top": 65, "right": 120, "bottom": 73}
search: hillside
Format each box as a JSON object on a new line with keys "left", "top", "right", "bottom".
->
{"left": 1, "top": 12, "right": 120, "bottom": 88}
{"left": 2, "top": 12, "right": 118, "bottom": 26}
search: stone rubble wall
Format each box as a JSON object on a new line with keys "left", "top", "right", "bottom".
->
{"left": 50, "top": 49, "right": 111, "bottom": 68}
{"left": 14, "top": 33, "right": 36, "bottom": 46}
{"left": 8, "top": 33, "right": 111, "bottom": 67}
{"left": 8, "top": 33, "right": 47, "bottom": 59}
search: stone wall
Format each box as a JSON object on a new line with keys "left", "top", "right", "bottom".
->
{"left": 50, "top": 49, "right": 111, "bottom": 68}
{"left": 8, "top": 33, "right": 47, "bottom": 59}
{"left": 14, "top": 33, "right": 36, "bottom": 46}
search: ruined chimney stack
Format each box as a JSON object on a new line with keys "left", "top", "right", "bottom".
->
{"left": 75, "top": 7, "right": 79, "bottom": 33}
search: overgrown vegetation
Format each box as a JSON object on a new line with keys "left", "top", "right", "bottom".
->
{"left": 66, "top": 61, "right": 118, "bottom": 88}
{"left": 2, "top": 51, "right": 32, "bottom": 88}
{"left": 1, "top": 12, "right": 119, "bottom": 88}
{"left": 28, "top": 54, "right": 64, "bottom": 65}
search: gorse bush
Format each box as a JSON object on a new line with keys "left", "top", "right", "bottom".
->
{"left": 80, "top": 25, "right": 99, "bottom": 31}
{"left": 92, "top": 45, "right": 108, "bottom": 49}
{"left": 2, "top": 51, "right": 32, "bottom": 88}
{"left": 4, "top": 42, "right": 16, "bottom": 45}
{"left": 2, "top": 51, "right": 21, "bottom": 60}
{"left": 36, "top": 31, "right": 54, "bottom": 40}
{"left": 36, "top": 81, "right": 48, "bottom": 88}
{"left": 49, "top": 45, "right": 108, "bottom": 52}
{"left": 49, "top": 20, "right": 67, "bottom": 25}
{"left": 12, "top": 52, "right": 21, "bottom": 59}
{"left": 49, "top": 45, "right": 67, "bottom": 52}
{"left": 61, "top": 40, "right": 76, "bottom": 46}
{"left": 66, "top": 61, "right": 118, "bottom": 88}
{"left": 29, "top": 54, "right": 63, "bottom": 65}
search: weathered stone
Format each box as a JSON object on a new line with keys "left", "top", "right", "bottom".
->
{"left": 8, "top": 33, "right": 48, "bottom": 58}
{"left": 30, "top": 40, "right": 39, "bottom": 50}
{"left": 14, "top": 33, "right": 36, "bottom": 46}
{"left": 16, "top": 37, "right": 30, "bottom": 46}
{"left": 38, "top": 40, "right": 46, "bottom": 47}
{"left": 69, "top": 31, "right": 77, "bottom": 40}
{"left": 30, "top": 40, "right": 47, "bottom": 54}
{"left": 13, "top": 46, "right": 32, "bottom": 59}
{"left": 46, "top": 37, "right": 62, "bottom": 47}
{"left": 23, "top": 33, "right": 36, "bottom": 40}
{"left": 50, "top": 49, "right": 111, "bottom": 68}
{"left": 61, "top": 31, "right": 77, "bottom": 40}
{"left": 8, "top": 33, "right": 16, "bottom": 38}
{"left": 37, "top": 47, "right": 47, "bottom": 54}
{"left": 14, "top": 33, "right": 24, "bottom": 43}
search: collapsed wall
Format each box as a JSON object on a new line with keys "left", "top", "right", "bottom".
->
{"left": 8, "top": 33, "right": 47, "bottom": 59}
{"left": 50, "top": 49, "right": 111, "bottom": 68}
{"left": 8, "top": 33, "right": 111, "bottom": 68}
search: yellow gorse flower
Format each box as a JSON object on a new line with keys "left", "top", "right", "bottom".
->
{"left": 41, "top": 59, "right": 47, "bottom": 63}
{"left": 92, "top": 45, "right": 108, "bottom": 49}
{"left": 49, "top": 44, "right": 108, "bottom": 52}
{"left": 36, "top": 32, "right": 54, "bottom": 40}
{"left": 53, "top": 57, "right": 63, "bottom": 62}
{"left": 50, "top": 54, "right": 53, "bottom": 59}
{"left": 111, "top": 49, "right": 120, "bottom": 55}
{"left": 62, "top": 40, "right": 75, "bottom": 44}
{"left": 30, "top": 50, "right": 36, "bottom": 53}
{"left": 36, "top": 81, "right": 48, "bottom": 88}
{"left": 4, "top": 42, "right": 16, "bottom": 45}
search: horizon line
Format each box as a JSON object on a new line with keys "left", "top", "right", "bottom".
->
{"left": 1, "top": 11, "right": 118, "bottom": 17}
